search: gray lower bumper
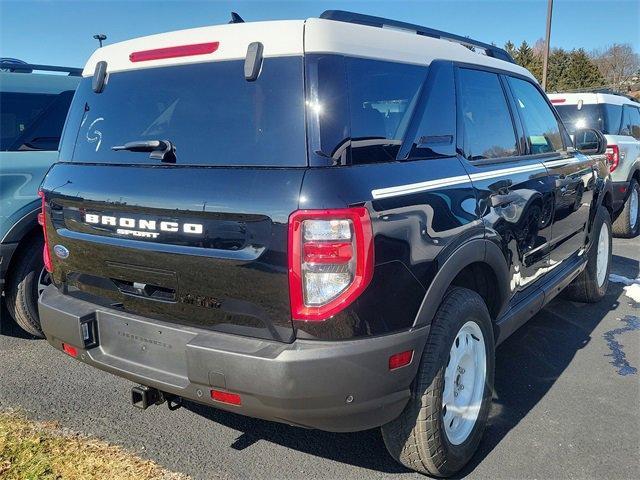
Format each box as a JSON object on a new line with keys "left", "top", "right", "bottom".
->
{"left": 39, "top": 285, "right": 429, "bottom": 432}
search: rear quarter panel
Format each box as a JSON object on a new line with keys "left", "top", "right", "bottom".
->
{"left": 297, "top": 158, "right": 482, "bottom": 340}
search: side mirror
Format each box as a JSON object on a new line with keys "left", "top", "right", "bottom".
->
{"left": 573, "top": 128, "right": 606, "bottom": 155}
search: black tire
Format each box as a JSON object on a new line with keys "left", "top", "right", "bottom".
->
{"left": 381, "top": 287, "right": 495, "bottom": 477}
{"left": 5, "top": 235, "right": 48, "bottom": 337}
{"left": 564, "top": 206, "right": 612, "bottom": 303}
{"left": 612, "top": 178, "right": 640, "bottom": 238}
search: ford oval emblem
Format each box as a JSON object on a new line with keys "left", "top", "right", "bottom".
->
{"left": 53, "top": 245, "right": 70, "bottom": 259}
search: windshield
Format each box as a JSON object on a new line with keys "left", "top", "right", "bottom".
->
{"left": 554, "top": 103, "right": 622, "bottom": 135}
{"left": 64, "top": 57, "right": 306, "bottom": 166}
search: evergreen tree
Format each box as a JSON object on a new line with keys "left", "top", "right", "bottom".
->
{"left": 505, "top": 40, "right": 606, "bottom": 91}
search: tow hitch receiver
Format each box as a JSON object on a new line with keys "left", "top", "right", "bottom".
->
{"left": 131, "top": 385, "right": 183, "bottom": 411}
{"left": 131, "top": 385, "right": 163, "bottom": 410}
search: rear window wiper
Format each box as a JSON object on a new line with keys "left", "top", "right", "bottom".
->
{"left": 112, "top": 140, "right": 176, "bottom": 163}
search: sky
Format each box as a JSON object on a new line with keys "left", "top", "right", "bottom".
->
{"left": 0, "top": 0, "right": 638, "bottom": 68}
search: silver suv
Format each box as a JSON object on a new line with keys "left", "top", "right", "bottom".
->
{"left": 549, "top": 92, "right": 640, "bottom": 237}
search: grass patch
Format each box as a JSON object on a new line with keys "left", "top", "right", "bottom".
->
{"left": 0, "top": 410, "right": 188, "bottom": 480}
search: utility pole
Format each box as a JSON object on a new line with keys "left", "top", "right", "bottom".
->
{"left": 541, "top": 0, "right": 553, "bottom": 91}
{"left": 93, "top": 34, "right": 107, "bottom": 48}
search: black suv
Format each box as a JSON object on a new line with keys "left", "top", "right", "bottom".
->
{"left": 38, "top": 11, "right": 612, "bottom": 476}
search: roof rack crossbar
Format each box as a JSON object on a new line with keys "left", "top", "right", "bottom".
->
{"left": 0, "top": 62, "right": 82, "bottom": 76}
{"left": 319, "top": 10, "right": 515, "bottom": 64}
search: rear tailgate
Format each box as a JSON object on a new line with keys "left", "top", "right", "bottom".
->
{"left": 42, "top": 163, "right": 303, "bottom": 342}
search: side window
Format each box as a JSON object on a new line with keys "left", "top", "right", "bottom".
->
{"left": 620, "top": 105, "right": 640, "bottom": 140}
{"left": 0, "top": 92, "right": 56, "bottom": 151}
{"left": 507, "top": 77, "right": 563, "bottom": 154}
{"left": 405, "top": 63, "right": 456, "bottom": 160}
{"left": 9, "top": 90, "right": 75, "bottom": 151}
{"left": 346, "top": 58, "right": 427, "bottom": 164}
{"left": 457, "top": 68, "right": 518, "bottom": 160}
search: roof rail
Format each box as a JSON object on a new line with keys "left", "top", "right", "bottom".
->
{"left": 557, "top": 87, "right": 639, "bottom": 103}
{"left": 320, "top": 10, "right": 515, "bottom": 64}
{"left": 0, "top": 60, "right": 82, "bottom": 76}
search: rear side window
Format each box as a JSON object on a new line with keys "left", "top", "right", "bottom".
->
{"left": 1, "top": 91, "right": 73, "bottom": 151}
{"left": 508, "top": 77, "right": 563, "bottom": 154}
{"left": 620, "top": 105, "right": 640, "bottom": 140}
{"left": 347, "top": 58, "right": 427, "bottom": 164}
{"left": 458, "top": 68, "right": 518, "bottom": 160}
{"left": 306, "top": 56, "right": 427, "bottom": 165}
{"left": 67, "top": 57, "right": 306, "bottom": 166}
{"left": 554, "top": 103, "right": 622, "bottom": 135}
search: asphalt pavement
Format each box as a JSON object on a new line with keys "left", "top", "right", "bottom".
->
{"left": 1, "top": 239, "right": 638, "bottom": 479}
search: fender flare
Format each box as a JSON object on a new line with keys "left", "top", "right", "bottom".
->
{"left": 413, "top": 238, "right": 511, "bottom": 328}
{"left": 1, "top": 201, "right": 40, "bottom": 244}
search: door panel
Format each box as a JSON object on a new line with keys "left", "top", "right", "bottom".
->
{"left": 466, "top": 159, "right": 553, "bottom": 298}
{"left": 505, "top": 75, "right": 592, "bottom": 266}
{"left": 544, "top": 153, "right": 595, "bottom": 264}
{"left": 455, "top": 67, "right": 553, "bottom": 302}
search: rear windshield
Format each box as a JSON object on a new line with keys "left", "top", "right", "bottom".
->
{"left": 554, "top": 103, "right": 622, "bottom": 135}
{"left": 64, "top": 57, "right": 306, "bottom": 166}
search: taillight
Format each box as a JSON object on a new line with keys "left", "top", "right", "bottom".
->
{"left": 550, "top": 98, "right": 566, "bottom": 104}
{"left": 38, "top": 190, "right": 53, "bottom": 273}
{"left": 288, "top": 208, "right": 374, "bottom": 321}
{"left": 606, "top": 145, "right": 620, "bottom": 172}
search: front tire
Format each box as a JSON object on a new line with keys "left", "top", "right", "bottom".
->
{"left": 381, "top": 287, "right": 495, "bottom": 477}
{"left": 564, "top": 206, "right": 612, "bottom": 303}
{"left": 612, "top": 179, "right": 639, "bottom": 238}
{"left": 5, "top": 235, "right": 49, "bottom": 337}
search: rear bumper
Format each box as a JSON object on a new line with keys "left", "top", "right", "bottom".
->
{"left": 612, "top": 180, "right": 630, "bottom": 214}
{"left": 39, "top": 285, "right": 428, "bottom": 432}
{"left": 0, "top": 242, "right": 18, "bottom": 288}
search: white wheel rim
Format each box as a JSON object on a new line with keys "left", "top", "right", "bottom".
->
{"left": 596, "top": 222, "right": 610, "bottom": 288}
{"left": 442, "top": 321, "right": 486, "bottom": 445}
{"left": 630, "top": 188, "right": 638, "bottom": 230}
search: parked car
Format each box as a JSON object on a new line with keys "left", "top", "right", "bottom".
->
{"left": 549, "top": 91, "right": 640, "bottom": 237}
{"left": 37, "top": 11, "right": 612, "bottom": 476}
{"left": 0, "top": 59, "right": 80, "bottom": 336}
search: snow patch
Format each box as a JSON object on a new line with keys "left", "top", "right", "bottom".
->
{"left": 609, "top": 273, "right": 640, "bottom": 303}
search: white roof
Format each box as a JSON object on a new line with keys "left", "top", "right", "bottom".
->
{"left": 548, "top": 92, "right": 637, "bottom": 107}
{"left": 82, "top": 17, "right": 535, "bottom": 81}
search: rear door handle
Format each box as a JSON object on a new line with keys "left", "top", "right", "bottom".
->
{"left": 491, "top": 192, "right": 520, "bottom": 207}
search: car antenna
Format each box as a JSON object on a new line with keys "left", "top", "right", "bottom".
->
{"left": 229, "top": 12, "right": 245, "bottom": 23}
{"left": 93, "top": 34, "right": 107, "bottom": 48}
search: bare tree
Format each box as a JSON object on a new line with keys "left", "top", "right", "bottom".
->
{"left": 591, "top": 43, "right": 640, "bottom": 91}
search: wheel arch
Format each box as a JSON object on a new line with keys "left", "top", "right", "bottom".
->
{"left": 1, "top": 206, "right": 42, "bottom": 286}
{"left": 414, "top": 239, "right": 511, "bottom": 329}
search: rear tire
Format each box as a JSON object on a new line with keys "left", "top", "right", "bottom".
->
{"left": 612, "top": 179, "right": 639, "bottom": 238}
{"left": 564, "top": 206, "right": 612, "bottom": 303}
{"left": 5, "top": 235, "right": 49, "bottom": 337}
{"left": 381, "top": 287, "right": 495, "bottom": 477}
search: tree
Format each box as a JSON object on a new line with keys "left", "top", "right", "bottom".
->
{"left": 505, "top": 40, "right": 608, "bottom": 92}
{"left": 504, "top": 40, "right": 516, "bottom": 59}
{"left": 591, "top": 43, "right": 640, "bottom": 91}
{"left": 514, "top": 41, "right": 543, "bottom": 81}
